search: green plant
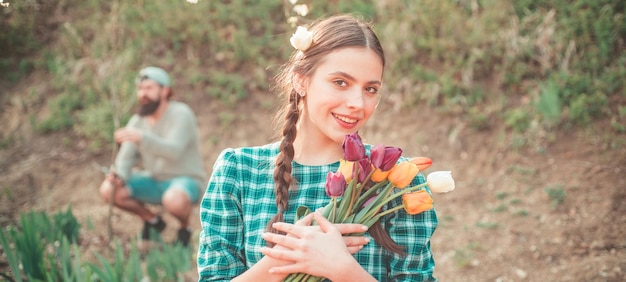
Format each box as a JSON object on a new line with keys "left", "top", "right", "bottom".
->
{"left": 453, "top": 242, "right": 481, "bottom": 268}
{"left": 536, "top": 80, "right": 562, "bottom": 126}
{"left": 145, "top": 241, "right": 193, "bottom": 282}
{"left": 88, "top": 240, "right": 144, "bottom": 282}
{"left": 476, "top": 221, "right": 499, "bottom": 229}
{"left": 206, "top": 72, "right": 248, "bottom": 106}
{"left": 514, "top": 209, "right": 529, "bottom": 217}
{"left": 505, "top": 108, "right": 532, "bottom": 133}
{"left": 453, "top": 248, "right": 473, "bottom": 268}
{"left": 568, "top": 91, "right": 609, "bottom": 125}
{"left": 0, "top": 208, "right": 81, "bottom": 281}
{"left": 492, "top": 204, "right": 507, "bottom": 213}
{"left": 495, "top": 192, "right": 510, "bottom": 200}
{"left": 53, "top": 206, "right": 81, "bottom": 244}
{"left": 545, "top": 185, "right": 566, "bottom": 207}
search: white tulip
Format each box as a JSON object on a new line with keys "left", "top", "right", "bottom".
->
{"left": 426, "top": 171, "right": 455, "bottom": 193}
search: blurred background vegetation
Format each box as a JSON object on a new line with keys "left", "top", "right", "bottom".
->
{"left": 1, "top": 0, "right": 624, "bottom": 150}
{"left": 1, "top": 0, "right": 624, "bottom": 280}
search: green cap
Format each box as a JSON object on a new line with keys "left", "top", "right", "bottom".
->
{"left": 137, "top": 66, "right": 171, "bottom": 87}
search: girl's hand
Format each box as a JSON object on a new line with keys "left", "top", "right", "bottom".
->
{"left": 259, "top": 212, "right": 369, "bottom": 278}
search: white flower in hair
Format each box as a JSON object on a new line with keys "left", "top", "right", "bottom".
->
{"left": 290, "top": 26, "right": 313, "bottom": 51}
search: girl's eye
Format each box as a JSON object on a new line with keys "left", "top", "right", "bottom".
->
{"left": 365, "top": 86, "right": 378, "bottom": 94}
{"left": 333, "top": 80, "right": 347, "bottom": 87}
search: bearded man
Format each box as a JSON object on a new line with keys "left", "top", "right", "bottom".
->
{"left": 99, "top": 66, "right": 206, "bottom": 246}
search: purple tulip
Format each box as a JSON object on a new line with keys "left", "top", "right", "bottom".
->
{"left": 325, "top": 171, "right": 347, "bottom": 197}
{"left": 380, "top": 146, "right": 402, "bottom": 171}
{"left": 357, "top": 158, "right": 372, "bottom": 183}
{"left": 370, "top": 144, "right": 403, "bottom": 171}
{"left": 342, "top": 132, "right": 366, "bottom": 161}
{"left": 370, "top": 144, "right": 386, "bottom": 168}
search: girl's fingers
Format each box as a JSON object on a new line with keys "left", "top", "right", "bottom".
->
{"left": 261, "top": 232, "right": 301, "bottom": 250}
{"left": 294, "top": 212, "right": 314, "bottom": 226}
{"left": 267, "top": 263, "right": 305, "bottom": 275}
{"left": 259, "top": 246, "right": 299, "bottom": 262}
{"left": 347, "top": 245, "right": 364, "bottom": 254}
{"left": 343, "top": 236, "right": 370, "bottom": 247}
{"left": 313, "top": 210, "right": 369, "bottom": 235}
{"left": 334, "top": 223, "right": 369, "bottom": 235}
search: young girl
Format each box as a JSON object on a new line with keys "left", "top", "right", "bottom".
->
{"left": 197, "top": 14, "right": 438, "bottom": 281}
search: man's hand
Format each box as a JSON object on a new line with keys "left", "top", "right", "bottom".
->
{"left": 105, "top": 172, "right": 125, "bottom": 189}
{"left": 114, "top": 127, "right": 143, "bottom": 144}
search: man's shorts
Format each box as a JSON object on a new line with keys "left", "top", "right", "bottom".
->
{"left": 126, "top": 172, "right": 200, "bottom": 205}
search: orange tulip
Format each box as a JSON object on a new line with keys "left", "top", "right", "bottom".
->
{"left": 337, "top": 159, "right": 354, "bottom": 183}
{"left": 410, "top": 157, "right": 432, "bottom": 171}
{"left": 371, "top": 168, "right": 391, "bottom": 182}
{"left": 387, "top": 161, "right": 419, "bottom": 188}
{"left": 402, "top": 190, "right": 434, "bottom": 215}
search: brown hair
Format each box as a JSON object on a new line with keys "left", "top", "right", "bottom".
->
{"left": 267, "top": 14, "right": 404, "bottom": 254}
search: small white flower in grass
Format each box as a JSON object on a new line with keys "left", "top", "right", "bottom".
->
{"left": 186, "top": 0, "right": 198, "bottom": 4}
{"left": 289, "top": 0, "right": 298, "bottom": 4}
{"left": 293, "top": 4, "right": 309, "bottom": 17}
{"left": 287, "top": 16, "right": 298, "bottom": 25}
{"left": 290, "top": 26, "right": 313, "bottom": 51}
{"left": 426, "top": 171, "right": 456, "bottom": 193}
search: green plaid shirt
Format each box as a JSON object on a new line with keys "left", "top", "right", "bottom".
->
{"left": 197, "top": 143, "right": 438, "bottom": 281}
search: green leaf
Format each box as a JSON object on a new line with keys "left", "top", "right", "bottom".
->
{"left": 295, "top": 206, "right": 312, "bottom": 222}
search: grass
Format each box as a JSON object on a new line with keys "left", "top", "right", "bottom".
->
{"left": 545, "top": 184, "right": 566, "bottom": 207}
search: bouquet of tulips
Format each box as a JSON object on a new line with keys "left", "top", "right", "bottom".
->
{"left": 284, "top": 132, "right": 455, "bottom": 282}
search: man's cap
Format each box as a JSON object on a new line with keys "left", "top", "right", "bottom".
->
{"left": 137, "top": 66, "right": 171, "bottom": 87}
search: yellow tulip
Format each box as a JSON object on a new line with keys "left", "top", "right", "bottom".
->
{"left": 387, "top": 161, "right": 419, "bottom": 188}
{"left": 337, "top": 159, "right": 354, "bottom": 183}
{"left": 402, "top": 190, "right": 434, "bottom": 215}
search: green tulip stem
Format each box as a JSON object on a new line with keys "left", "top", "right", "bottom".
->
{"left": 353, "top": 180, "right": 387, "bottom": 211}
{"left": 330, "top": 198, "right": 337, "bottom": 222}
{"left": 373, "top": 204, "right": 405, "bottom": 218}
{"left": 359, "top": 183, "right": 428, "bottom": 224}
{"left": 344, "top": 165, "right": 360, "bottom": 217}
{"left": 338, "top": 179, "right": 357, "bottom": 221}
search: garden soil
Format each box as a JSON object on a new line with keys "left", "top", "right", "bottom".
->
{"left": 1, "top": 78, "right": 625, "bottom": 281}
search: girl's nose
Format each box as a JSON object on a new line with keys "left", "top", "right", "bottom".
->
{"left": 345, "top": 89, "right": 365, "bottom": 109}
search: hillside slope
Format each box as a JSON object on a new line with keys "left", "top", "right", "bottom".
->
{"left": 1, "top": 78, "right": 624, "bottom": 281}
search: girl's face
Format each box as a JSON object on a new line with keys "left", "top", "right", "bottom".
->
{"left": 299, "top": 47, "right": 383, "bottom": 145}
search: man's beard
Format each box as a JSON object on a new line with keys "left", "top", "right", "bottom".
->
{"left": 136, "top": 98, "right": 161, "bottom": 116}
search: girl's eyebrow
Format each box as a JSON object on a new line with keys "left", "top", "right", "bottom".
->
{"left": 329, "top": 71, "right": 382, "bottom": 86}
